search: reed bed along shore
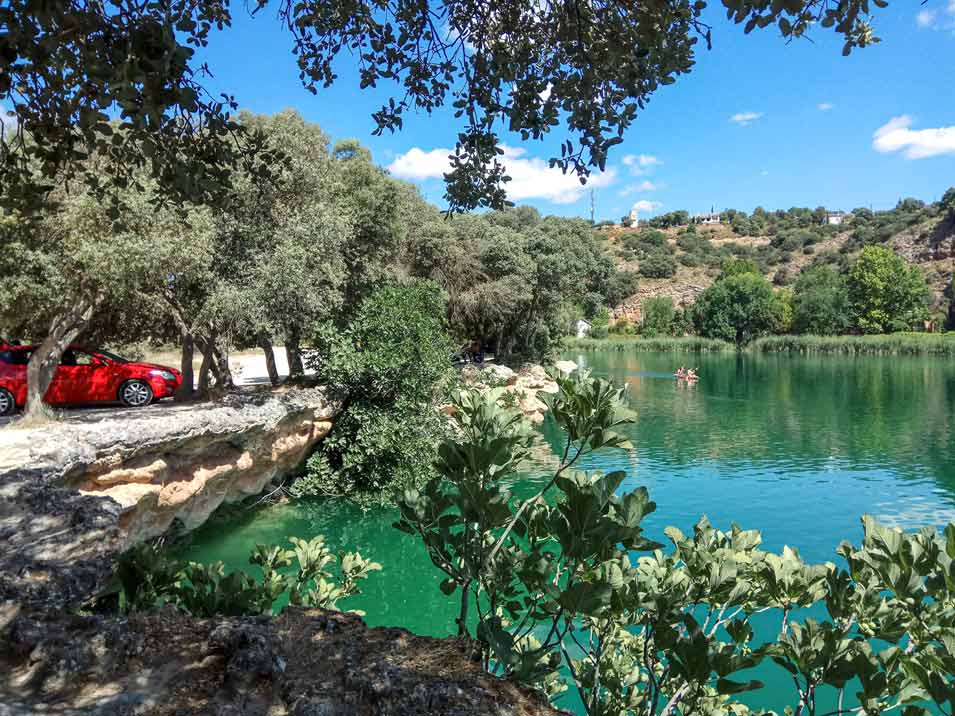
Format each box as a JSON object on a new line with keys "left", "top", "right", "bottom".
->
{"left": 748, "top": 333, "right": 955, "bottom": 356}
{"left": 565, "top": 333, "right": 955, "bottom": 356}
{"left": 564, "top": 336, "right": 734, "bottom": 353}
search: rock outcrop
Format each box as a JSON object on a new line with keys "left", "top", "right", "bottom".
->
{"left": 0, "top": 605, "right": 558, "bottom": 716}
{"left": 0, "top": 388, "right": 338, "bottom": 607}
{"left": 458, "top": 362, "right": 578, "bottom": 424}
{"left": 0, "top": 387, "right": 562, "bottom": 716}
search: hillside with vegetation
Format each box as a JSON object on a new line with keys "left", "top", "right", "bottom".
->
{"left": 599, "top": 196, "right": 955, "bottom": 328}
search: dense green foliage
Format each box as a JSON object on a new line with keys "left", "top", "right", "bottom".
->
{"left": 404, "top": 207, "right": 628, "bottom": 358}
{"left": 792, "top": 266, "right": 852, "bottom": 335}
{"left": 2, "top": 111, "right": 633, "bottom": 416}
{"left": 693, "top": 271, "right": 780, "bottom": 347}
{"left": 640, "top": 297, "right": 676, "bottom": 337}
{"left": 396, "top": 371, "right": 955, "bottom": 716}
{"left": 2, "top": 0, "right": 884, "bottom": 213}
{"left": 292, "top": 282, "right": 455, "bottom": 501}
{"left": 847, "top": 246, "right": 929, "bottom": 334}
{"left": 97, "top": 536, "right": 379, "bottom": 617}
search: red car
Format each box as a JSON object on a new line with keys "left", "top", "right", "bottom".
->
{"left": 0, "top": 345, "right": 182, "bottom": 416}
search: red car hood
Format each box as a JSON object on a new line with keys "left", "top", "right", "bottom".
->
{"left": 128, "top": 362, "right": 181, "bottom": 375}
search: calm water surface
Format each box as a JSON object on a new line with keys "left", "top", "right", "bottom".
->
{"left": 177, "top": 351, "right": 955, "bottom": 710}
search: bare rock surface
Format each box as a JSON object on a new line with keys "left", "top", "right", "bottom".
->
{"left": 0, "top": 388, "right": 338, "bottom": 607}
{"left": 0, "top": 605, "right": 558, "bottom": 716}
{"left": 457, "top": 363, "right": 577, "bottom": 424}
{"left": 0, "top": 388, "right": 560, "bottom": 716}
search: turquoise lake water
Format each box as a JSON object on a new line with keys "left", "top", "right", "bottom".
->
{"left": 176, "top": 350, "right": 955, "bottom": 711}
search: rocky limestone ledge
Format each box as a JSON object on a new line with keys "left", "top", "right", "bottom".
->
{"left": 0, "top": 388, "right": 338, "bottom": 607}
{"left": 0, "top": 605, "right": 559, "bottom": 716}
{"left": 459, "top": 361, "right": 579, "bottom": 424}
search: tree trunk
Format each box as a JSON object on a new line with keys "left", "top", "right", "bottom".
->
{"left": 175, "top": 332, "right": 195, "bottom": 401}
{"left": 24, "top": 296, "right": 100, "bottom": 418}
{"left": 286, "top": 332, "right": 304, "bottom": 378}
{"left": 196, "top": 335, "right": 216, "bottom": 396}
{"left": 163, "top": 295, "right": 197, "bottom": 402}
{"left": 257, "top": 332, "right": 280, "bottom": 386}
{"left": 213, "top": 341, "right": 234, "bottom": 390}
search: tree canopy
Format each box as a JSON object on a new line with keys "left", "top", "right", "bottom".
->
{"left": 2, "top": 0, "right": 885, "bottom": 212}
{"left": 792, "top": 265, "right": 851, "bottom": 335}
{"left": 693, "top": 270, "right": 780, "bottom": 347}
{"left": 847, "top": 246, "right": 929, "bottom": 334}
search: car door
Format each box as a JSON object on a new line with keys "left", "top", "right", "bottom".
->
{"left": 0, "top": 349, "right": 30, "bottom": 406}
{"left": 63, "top": 350, "right": 101, "bottom": 403}
{"left": 45, "top": 349, "right": 96, "bottom": 404}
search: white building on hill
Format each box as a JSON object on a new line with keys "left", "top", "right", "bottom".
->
{"left": 628, "top": 204, "right": 640, "bottom": 226}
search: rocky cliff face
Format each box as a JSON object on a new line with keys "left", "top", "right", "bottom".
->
{"left": 0, "top": 388, "right": 337, "bottom": 607}
{"left": 0, "top": 387, "right": 561, "bottom": 716}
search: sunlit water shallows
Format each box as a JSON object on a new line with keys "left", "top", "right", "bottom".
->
{"left": 176, "top": 351, "right": 955, "bottom": 711}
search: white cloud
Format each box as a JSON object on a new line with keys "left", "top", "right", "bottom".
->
{"left": 387, "top": 144, "right": 617, "bottom": 204}
{"left": 916, "top": 9, "right": 937, "bottom": 27}
{"left": 917, "top": 2, "right": 955, "bottom": 31}
{"left": 730, "top": 111, "right": 764, "bottom": 126}
{"left": 0, "top": 104, "right": 15, "bottom": 133}
{"left": 872, "top": 115, "right": 955, "bottom": 159}
{"left": 760, "top": 170, "right": 770, "bottom": 176}
{"left": 617, "top": 180, "right": 661, "bottom": 197}
{"left": 631, "top": 200, "right": 663, "bottom": 213}
{"left": 621, "top": 153, "right": 662, "bottom": 176}
{"left": 818, "top": 102, "right": 834, "bottom": 111}
{"left": 387, "top": 147, "right": 454, "bottom": 181}
{"left": 622, "top": 153, "right": 662, "bottom": 168}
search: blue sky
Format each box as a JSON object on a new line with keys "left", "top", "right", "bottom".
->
{"left": 192, "top": 2, "right": 955, "bottom": 221}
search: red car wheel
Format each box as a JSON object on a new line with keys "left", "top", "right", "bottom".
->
{"left": 0, "top": 388, "right": 14, "bottom": 416}
{"left": 118, "top": 380, "right": 153, "bottom": 408}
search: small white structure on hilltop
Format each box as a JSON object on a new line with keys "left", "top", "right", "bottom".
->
{"left": 695, "top": 212, "right": 721, "bottom": 225}
{"left": 827, "top": 211, "right": 850, "bottom": 226}
{"left": 628, "top": 204, "right": 640, "bottom": 226}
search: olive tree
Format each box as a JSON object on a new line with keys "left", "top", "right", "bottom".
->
{"left": 0, "top": 189, "right": 214, "bottom": 417}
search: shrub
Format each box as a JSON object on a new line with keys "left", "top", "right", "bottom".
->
{"left": 640, "top": 296, "right": 675, "bottom": 336}
{"left": 293, "top": 281, "right": 455, "bottom": 501}
{"left": 676, "top": 233, "right": 712, "bottom": 254}
{"left": 639, "top": 250, "right": 677, "bottom": 278}
{"left": 678, "top": 252, "right": 700, "bottom": 267}
{"left": 609, "top": 315, "right": 633, "bottom": 334}
{"left": 96, "top": 537, "right": 380, "bottom": 617}
{"left": 397, "top": 373, "right": 955, "bottom": 716}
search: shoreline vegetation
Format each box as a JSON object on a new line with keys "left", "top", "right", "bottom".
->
{"left": 565, "top": 332, "right": 955, "bottom": 356}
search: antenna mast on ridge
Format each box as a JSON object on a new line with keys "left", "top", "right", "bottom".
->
{"left": 590, "top": 189, "right": 596, "bottom": 225}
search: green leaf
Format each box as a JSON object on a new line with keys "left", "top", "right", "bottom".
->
{"left": 716, "top": 678, "right": 764, "bottom": 695}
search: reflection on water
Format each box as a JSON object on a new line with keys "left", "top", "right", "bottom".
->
{"left": 177, "top": 350, "right": 955, "bottom": 700}
{"left": 561, "top": 351, "right": 955, "bottom": 562}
